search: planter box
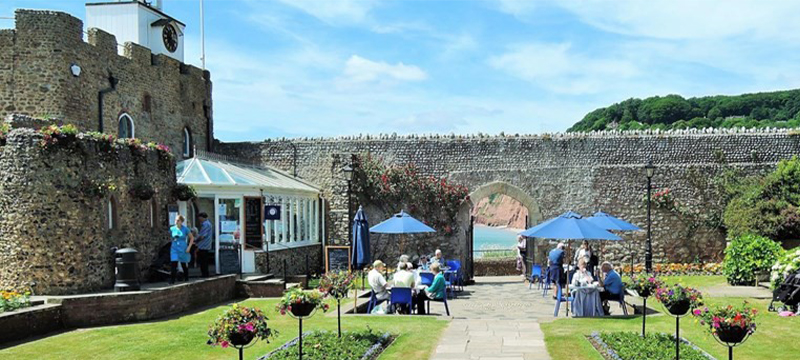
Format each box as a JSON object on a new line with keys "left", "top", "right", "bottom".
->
{"left": 0, "top": 303, "right": 63, "bottom": 344}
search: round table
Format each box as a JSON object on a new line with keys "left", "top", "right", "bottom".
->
{"left": 571, "top": 286, "right": 604, "bottom": 317}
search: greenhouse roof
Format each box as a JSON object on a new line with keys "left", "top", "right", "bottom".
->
{"left": 176, "top": 157, "right": 319, "bottom": 195}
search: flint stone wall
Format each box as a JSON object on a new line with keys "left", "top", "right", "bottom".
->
{"left": 0, "top": 10, "right": 213, "bottom": 157}
{"left": 0, "top": 128, "right": 175, "bottom": 295}
{"left": 217, "top": 130, "right": 800, "bottom": 269}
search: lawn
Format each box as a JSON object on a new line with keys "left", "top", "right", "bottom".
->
{"left": 541, "top": 276, "right": 797, "bottom": 360}
{"left": 0, "top": 298, "right": 447, "bottom": 360}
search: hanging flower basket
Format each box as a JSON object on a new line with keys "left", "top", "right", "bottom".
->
{"left": 666, "top": 300, "right": 691, "bottom": 316}
{"left": 290, "top": 302, "right": 316, "bottom": 317}
{"left": 716, "top": 325, "right": 749, "bottom": 344}
{"left": 129, "top": 181, "right": 155, "bottom": 201}
{"left": 277, "top": 287, "right": 329, "bottom": 317}
{"left": 227, "top": 330, "right": 255, "bottom": 347}
{"left": 693, "top": 301, "right": 757, "bottom": 346}
{"left": 172, "top": 184, "right": 196, "bottom": 201}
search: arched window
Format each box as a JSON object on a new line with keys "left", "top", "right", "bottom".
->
{"left": 183, "top": 127, "right": 192, "bottom": 157}
{"left": 118, "top": 113, "right": 134, "bottom": 138}
{"left": 150, "top": 198, "right": 158, "bottom": 228}
{"left": 108, "top": 196, "right": 119, "bottom": 230}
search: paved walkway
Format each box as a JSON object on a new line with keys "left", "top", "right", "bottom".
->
{"left": 432, "top": 276, "right": 554, "bottom": 360}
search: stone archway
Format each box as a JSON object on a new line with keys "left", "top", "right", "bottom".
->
{"left": 467, "top": 181, "right": 543, "bottom": 227}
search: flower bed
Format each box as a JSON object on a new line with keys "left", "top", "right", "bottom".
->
{"left": 260, "top": 330, "right": 393, "bottom": 360}
{"left": 589, "top": 332, "right": 716, "bottom": 360}
{"left": 621, "top": 263, "right": 722, "bottom": 276}
{"left": 1, "top": 290, "right": 31, "bottom": 313}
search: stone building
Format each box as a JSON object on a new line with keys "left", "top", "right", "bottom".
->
{"left": 0, "top": 6, "right": 212, "bottom": 158}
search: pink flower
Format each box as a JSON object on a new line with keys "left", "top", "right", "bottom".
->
{"left": 221, "top": 341, "right": 229, "bottom": 348}
{"left": 693, "top": 309, "right": 702, "bottom": 316}
{"left": 245, "top": 323, "right": 254, "bottom": 332}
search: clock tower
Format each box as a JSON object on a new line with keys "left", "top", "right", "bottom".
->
{"left": 86, "top": 0, "right": 185, "bottom": 62}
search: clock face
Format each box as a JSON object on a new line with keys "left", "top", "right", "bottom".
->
{"left": 268, "top": 208, "right": 277, "bottom": 216}
{"left": 162, "top": 24, "right": 178, "bottom": 53}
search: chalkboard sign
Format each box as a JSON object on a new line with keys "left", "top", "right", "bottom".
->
{"left": 325, "top": 246, "right": 351, "bottom": 274}
{"left": 218, "top": 248, "right": 240, "bottom": 275}
{"left": 244, "top": 197, "right": 263, "bottom": 249}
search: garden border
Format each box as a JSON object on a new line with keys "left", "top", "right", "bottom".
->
{"left": 258, "top": 331, "right": 393, "bottom": 360}
{"left": 588, "top": 331, "right": 717, "bottom": 360}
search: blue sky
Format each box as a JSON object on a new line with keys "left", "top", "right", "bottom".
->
{"left": 3, "top": 1, "right": 800, "bottom": 141}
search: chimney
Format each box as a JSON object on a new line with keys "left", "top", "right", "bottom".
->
{"left": 153, "top": 0, "right": 163, "bottom": 10}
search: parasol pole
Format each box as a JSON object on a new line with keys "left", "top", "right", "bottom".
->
{"left": 565, "top": 239, "right": 571, "bottom": 316}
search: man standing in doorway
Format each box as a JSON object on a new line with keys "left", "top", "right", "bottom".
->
{"left": 196, "top": 212, "right": 213, "bottom": 277}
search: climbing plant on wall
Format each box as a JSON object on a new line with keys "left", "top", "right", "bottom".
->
{"left": 352, "top": 154, "right": 469, "bottom": 235}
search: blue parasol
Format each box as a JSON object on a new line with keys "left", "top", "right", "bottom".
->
{"left": 351, "top": 206, "right": 371, "bottom": 270}
{"left": 370, "top": 210, "right": 436, "bottom": 234}
{"left": 585, "top": 211, "right": 641, "bottom": 231}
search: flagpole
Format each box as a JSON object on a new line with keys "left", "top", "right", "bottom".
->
{"left": 199, "top": 0, "right": 206, "bottom": 70}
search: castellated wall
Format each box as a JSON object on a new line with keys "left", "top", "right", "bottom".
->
{"left": 0, "top": 9, "right": 213, "bottom": 157}
{"left": 217, "top": 129, "right": 800, "bottom": 269}
{"left": 0, "top": 125, "right": 176, "bottom": 295}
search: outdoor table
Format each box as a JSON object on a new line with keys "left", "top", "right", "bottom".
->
{"left": 571, "top": 286, "right": 604, "bottom": 317}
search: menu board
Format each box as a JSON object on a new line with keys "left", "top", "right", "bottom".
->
{"left": 244, "top": 197, "right": 263, "bottom": 249}
{"left": 325, "top": 246, "right": 351, "bottom": 274}
{"left": 218, "top": 248, "right": 240, "bottom": 274}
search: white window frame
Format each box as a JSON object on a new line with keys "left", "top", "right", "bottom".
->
{"left": 183, "top": 127, "right": 192, "bottom": 157}
{"left": 118, "top": 113, "right": 135, "bottom": 138}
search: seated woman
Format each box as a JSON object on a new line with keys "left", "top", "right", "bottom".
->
{"left": 413, "top": 262, "right": 446, "bottom": 315}
{"left": 571, "top": 257, "right": 594, "bottom": 288}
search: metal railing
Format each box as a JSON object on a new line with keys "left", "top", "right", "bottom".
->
{"left": 473, "top": 249, "right": 517, "bottom": 259}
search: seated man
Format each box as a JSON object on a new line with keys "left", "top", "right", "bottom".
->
{"left": 368, "top": 260, "right": 390, "bottom": 308}
{"left": 430, "top": 249, "right": 445, "bottom": 266}
{"left": 599, "top": 261, "right": 623, "bottom": 314}
{"left": 392, "top": 262, "right": 416, "bottom": 314}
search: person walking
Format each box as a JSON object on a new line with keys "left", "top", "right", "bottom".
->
{"left": 516, "top": 235, "right": 527, "bottom": 279}
{"left": 195, "top": 212, "right": 213, "bottom": 277}
{"left": 169, "top": 215, "right": 194, "bottom": 284}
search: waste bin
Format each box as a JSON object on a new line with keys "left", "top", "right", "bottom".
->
{"left": 115, "top": 248, "right": 140, "bottom": 292}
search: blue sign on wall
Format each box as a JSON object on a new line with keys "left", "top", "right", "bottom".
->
{"left": 264, "top": 205, "right": 281, "bottom": 220}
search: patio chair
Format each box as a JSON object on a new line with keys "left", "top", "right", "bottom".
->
{"left": 366, "top": 290, "right": 387, "bottom": 314}
{"left": 420, "top": 272, "right": 434, "bottom": 286}
{"left": 604, "top": 285, "right": 629, "bottom": 316}
{"left": 541, "top": 267, "right": 552, "bottom": 297}
{"left": 445, "top": 260, "right": 464, "bottom": 291}
{"left": 426, "top": 293, "right": 451, "bottom": 316}
{"left": 390, "top": 287, "right": 413, "bottom": 315}
{"left": 553, "top": 283, "right": 574, "bottom": 317}
{"left": 443, "top": 272, "right": 456, "bottom": 299}
{"left": 529, "top": 264, "right": 543, "bottom": 290}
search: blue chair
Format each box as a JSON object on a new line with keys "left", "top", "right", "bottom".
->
{"left": 529, "top": 264, "right": 543, "bottom": 290}
{"left": 446, "top": 260, "right": 463, "bottom": 291}
{"left": 541, "top": 267, "right": 552, "bottom": 297}
{"left": 366, "top": 290, "right": 387, "bottom": 314}
{"left": 553, "top": 283, "right": 574, "bottom": 317}
{"left": 420, "top": 272, "right": 434, "bottom": 286}
{"left": 426, "top": 292, "right": 450, "bottom": 316}
{"left": 390, "top": 287, "right": 413, "bottom": 315}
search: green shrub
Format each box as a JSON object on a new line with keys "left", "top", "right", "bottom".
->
{"left": 596, "top": 332, "right": 710, "bottom": 360}
{"left": 723, "top": 234, "right": 784, "bottom": 285}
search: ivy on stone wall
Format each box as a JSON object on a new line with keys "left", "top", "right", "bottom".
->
{"left": 0, "top": 122, "right": 9, "bottom": 145}
{"left": 352, "top": 154, "right": 469, "bottom": 235}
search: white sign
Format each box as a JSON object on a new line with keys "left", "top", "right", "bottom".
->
{"left": 221, "top": 220, "right": 238, "bottom": 233}
{"left": 218, "top": 204, "right": 227, "bottom": 215}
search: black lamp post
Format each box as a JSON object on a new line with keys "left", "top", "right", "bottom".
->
{"left": 342, "top": 164, "right": 354, "bottom": 245}
{"left": 644, "top": 160, "right": 657, "bottom": 273}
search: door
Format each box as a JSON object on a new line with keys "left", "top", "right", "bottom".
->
{"left": 216, "top": 196, "right": 245, "bottom": 274}
{"left": 243, "top": 196, "right": 264, "bottom": 273}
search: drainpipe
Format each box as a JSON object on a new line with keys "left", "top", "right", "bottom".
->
{"left": 98, "top": 73, "right": 119, "bottom": 132}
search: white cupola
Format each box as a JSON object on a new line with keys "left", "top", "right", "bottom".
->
{"left": 86, "top": 0, "right": 185, "bottom": 62}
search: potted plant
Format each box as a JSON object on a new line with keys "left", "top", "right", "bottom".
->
{"left": 626, "top": 272, "right": 662, "bottom": 298}
{"left": 276, "top": 287, "right": 330, "bottom": 317}
{"left": 172, "top": 184, "right": 196, "bottom": 201}
{"left": 318, "top": 271, "right": 355, "bottom": 337}
{"left": 128, "top": 181, "right": 155, "bottom": 201}
{"left": 207, "top": 304, "right": 275, "bottom": 359}
{"left": 654, "top": 283, "right": 703, "bottom": 316}
{"left": 694, "top": 302, "right": 757, "bottom": 344}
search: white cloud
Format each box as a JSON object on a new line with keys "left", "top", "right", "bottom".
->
{"left": 488, "top": 42, "right": 640, "bottom": 94}
{"left": 341, "top": 55, "right": 427, "bottom": 85}
{"left": 273, "top": 0, "right": 378, "bottom": 25}
{"left": 493, "top": 0, "right": 537, "bottom": 17}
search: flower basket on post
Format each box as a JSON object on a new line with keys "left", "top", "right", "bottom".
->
{"left": 277, "top": 288, "right": 330, "bottom": 360}
{"left": 625, "top": 273, "right": 662, "bottom": 337}
{"left": 207, "top": 304, "right": 275, "bottom": 360}
{"left": 172, "top": 184, "right": 196, "bottom": 201}
{"left": 655, "top": 283, "right": 703, "bottom": 360}
{"left": 318, "top": 271, "right": 355, "bottom": 338}
{"left": 693, "top": 301, "right": 757, "bottom": 360}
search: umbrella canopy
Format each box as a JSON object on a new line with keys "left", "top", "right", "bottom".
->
{"left": 519, "top": 211, "right": 621, "bottom": 240}
{"left": 585, "top": 211, "right": 641, "bottom": 232}
{"left": 351, "top": 206, "right": 371, "bottom": 270}
{"left": 370, "top": 210, "right": 436, "bottom": 234}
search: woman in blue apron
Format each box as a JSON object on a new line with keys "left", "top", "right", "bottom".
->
{"left": 170, "top": 215, "right": 194, "bottom": 284}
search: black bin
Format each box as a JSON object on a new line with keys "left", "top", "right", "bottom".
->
{"left": 114, "top": 248, "right": 140, "bottom": 292}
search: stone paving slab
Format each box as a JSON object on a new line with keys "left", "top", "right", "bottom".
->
{"left": 431, "top": 276, "right": 553, "bottom": 360}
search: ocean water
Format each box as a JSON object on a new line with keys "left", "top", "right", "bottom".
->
{"left": 473, "top": 225, "right": 519, "bottom": 257}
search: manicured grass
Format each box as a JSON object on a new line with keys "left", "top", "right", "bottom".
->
{"left": 0, "top": 299, "right": 447, "bottom": 360}
{"left": 542, "top": 276, "right": 796, "bottom": 360}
